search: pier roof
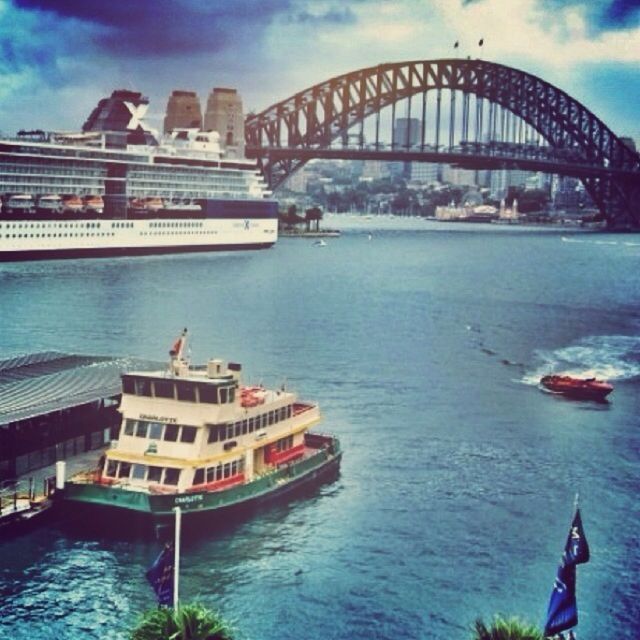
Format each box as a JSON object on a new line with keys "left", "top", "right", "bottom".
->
{"left": 0, "top": 352, "right": 156, "bottom": 426}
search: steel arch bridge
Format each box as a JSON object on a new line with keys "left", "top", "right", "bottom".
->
{"left": 245, "top": 58, "right": 640, "bottom": 229}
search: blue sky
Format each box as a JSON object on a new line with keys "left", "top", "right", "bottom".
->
{"left": 0, "top": 0, "right": 638, "bottom": 140}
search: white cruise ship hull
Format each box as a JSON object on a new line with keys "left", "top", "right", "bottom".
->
{"left": 0, "top": 216, "right": 278, "bottom": 261}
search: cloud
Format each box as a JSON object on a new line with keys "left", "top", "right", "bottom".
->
{"left": 12, "top": 0, "right": 294, "bottom": 56}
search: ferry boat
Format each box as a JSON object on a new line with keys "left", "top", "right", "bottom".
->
{"left": 63, "top": 330, "right": 342, "bottom": 524}
{"left": 540, "top": 374, "right": 614, "bottom": 401}
{"left": 0, "top": 89, "right": 277, "bottom": 261}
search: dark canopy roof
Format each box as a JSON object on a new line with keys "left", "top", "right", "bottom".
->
{"left": 0, "top": 352, "right": 158, "bottom": 426}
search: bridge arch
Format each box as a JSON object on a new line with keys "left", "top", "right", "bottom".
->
{"left": 245, "top": 59, "right": 640, "bottom": 228}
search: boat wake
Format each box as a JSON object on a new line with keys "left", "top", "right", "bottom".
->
{"left": 561, "top": 236, "right": 640, "bottom": 247}
{"left": 523, "top": 335, "right": 640, "bottom": 385}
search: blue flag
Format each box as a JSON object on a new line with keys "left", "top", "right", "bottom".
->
{"left": 544, "top": 508, "right": 590, "bottom": 636}
{"left": 145, "top": 544, "right": 174, "bottom": 606}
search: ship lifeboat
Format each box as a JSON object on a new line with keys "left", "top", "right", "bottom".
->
{"left": 83, "top": 195, "right": 104, "bottom": 214}
{"left": 37, "top": 194, "right": 63, "bottom": 214}
{"left": 62, "top": 194, "right": 83, "bottom": 213}
{"left": 5, "top": 193, "right": 34, "bottom": 215}
{"left": 144, "top": 196, "right": 164, "bottom": 211}
{"left": 540, "top": 375, "right": 613, "bottom": 401}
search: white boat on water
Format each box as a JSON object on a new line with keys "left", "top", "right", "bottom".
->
{"left": 63, "top": 329, "right": 342, "bottom": 524}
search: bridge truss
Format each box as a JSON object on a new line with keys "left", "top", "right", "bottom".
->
{"left": 245, "top": 59, "right": 640, "bottom": 228}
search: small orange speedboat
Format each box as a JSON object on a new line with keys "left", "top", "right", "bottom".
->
{"left": 540, "top": 375, "right": 613, "bottom": 400}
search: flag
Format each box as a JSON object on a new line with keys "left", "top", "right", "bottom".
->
{"left": 454, "top": 41, "right": 459, "bottom": 48}
{"left": 544, "top": 509, "right": 590, "bottom": 636}
{"left": 146, "top": 544, "right": 174, "bottom": 606}
{"left": 169, "top": 336, "right": 182, "bottom": 356}
{"left": 479, "top": 38, "right": 484, "bottom": 46}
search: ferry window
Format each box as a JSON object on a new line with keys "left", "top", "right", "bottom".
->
{"left": 180, "top": 426, "right": 197, "bottom": 443}
{"left": 219, "top": 387, "right": 228, "bottom": 404}
{"left": 106, "top": 460, "right": 118, "bottom": 477}
{"left": 199, "top": 384, "right": 218, "bottom": 404}
{"left": 124, "top": 420, "right": 136, "bottom": 436}
{"left": 287, "top": 405, "right": 292, "bottom": 419}
{"left": 136, "top": 421, "right": 149, "bottom": 438}
{"left": 228, "top": 387, "right": 235, "bottom": 403}
{"left": 176, "top": 381, "right": 196, "bottom": 402}
{"left": 154, "top": 380, "right": 174, "bottom": 399}
{"left": 223, "top": 463, "right": 231, "bottom": 478}
{"left": 164, "top": 424, "right": 179, "bottom": 442}
{"left": 207, "top": 425, "right": 219, "bottom": 443}
{"left": 135, "top": 378, "right": 152, "bottom": 397}
{"left": 248, "top": 417, "right": 255, "bottom": 432}
{"left": 226, "top": 424, "right": 234, "bottom": 439}
{"left": 131, "top": 464, "right": 146, "bottom": 480}
{"left": 193, "top": 468, "right": 205, "bottom": 485}
{"left": 148, "top": 422, "right": 163, "bottom": 440}
{"left": 118, "top": 462, "right": 132, "bottom": 478}
{"left": 164, "top": 468, "right": 180, "bottom": 485}
{"left": 231, "top": 461, "right": 238, "bottom": 476}
{"left": 242, "top": 421, "right": 248, "bottom": 435}
{"left": 147, "top": 466, "right": 162, "bottom": 482}
{"left": 279, "top": 407, "right": 287, "bottom": 421}
{"left": 206, "top": 467, "right": 215, "bottom": 483}
{"left": 234, "top": 422, "right": 242, "bottom": 437}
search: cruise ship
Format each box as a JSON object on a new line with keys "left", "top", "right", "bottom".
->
{"left": 63, "top": 330, "right": 342, "bottom": 525}
{"left": 0, "top": 89, "right": 277, "bottom": 261}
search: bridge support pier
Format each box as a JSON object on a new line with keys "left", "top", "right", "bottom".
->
{"left": 583, "top": 176, "right": 640, "bottom": 230}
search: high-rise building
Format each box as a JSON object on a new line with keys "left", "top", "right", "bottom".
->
{"left": 163, "top": 90, "right": 202, "bottom": 133}
{"left": 204, "top": 88, "right": 245, "bottom": 158}
{"left": 393, "top": 118, "right": 422, "bottom": 148}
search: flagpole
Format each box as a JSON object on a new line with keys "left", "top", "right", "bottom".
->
{"left": 173, "top": 506, "right": 181, "bottom": 610}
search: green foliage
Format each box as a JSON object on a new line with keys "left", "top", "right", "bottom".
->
{"left": 472, "top": 616, "right": 544, "bottom": 640}
{"left": 130, "top": 603, "right": 234, "bottom": 640}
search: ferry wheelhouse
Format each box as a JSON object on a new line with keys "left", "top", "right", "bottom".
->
{"left": 63, "top": 331, "right": 341, "bottom": 522}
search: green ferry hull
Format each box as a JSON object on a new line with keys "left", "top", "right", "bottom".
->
{"left": 62, "top": 443, "right": 341, "bottom": 526}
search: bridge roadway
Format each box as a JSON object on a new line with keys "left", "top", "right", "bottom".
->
{"left": 247, "top": 145, "right": 637, "bottom": 182}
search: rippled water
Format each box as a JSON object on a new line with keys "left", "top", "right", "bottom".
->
{"left": 1, "top": 218, "right": 639, "bottom": 639}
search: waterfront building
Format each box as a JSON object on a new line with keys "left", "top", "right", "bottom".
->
{"left": 204, "top": 88, "right": 245, "bottom": 158}
{"left": 163, "top": 90, "right": 202, "bottom": 133}
{"left": 0, "top": 352, "right": 135, "bottom": 480}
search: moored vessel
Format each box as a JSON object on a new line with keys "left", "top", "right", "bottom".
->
{"left": 0, "top": 88, "right": 277, "bottom": 261}
{"left": 540, "top": 374, "right": 614, "bottom": 400}
{"left": 63, "top": 330, "right": 342, "bottom": 524}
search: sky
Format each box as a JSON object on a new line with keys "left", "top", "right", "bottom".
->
{"left": 0, "top": 0, "right": 638, "bottom": 139}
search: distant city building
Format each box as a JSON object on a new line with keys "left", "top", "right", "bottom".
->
{"left": 285, "top": 168, "right": 309, "bottom": 193}
{"left": 361, "top": 160, "right": 391, "bottom": 180}
{"left": 204, "top": 88, "right": 245, "bottom": 158}
{"left": 393, "top": 118, "right": 422, "bottom": 148}
{"left": 410, "top": 161, "right": 440, "bottom": 184}
{"left": 490, "top": 169, "right": 536, "bottom": 198}
{"left": 442, "top": 165, "right": 476, "bottom": 187}
{"left": 163, "top": 90, "right": 202, "bottom": 133}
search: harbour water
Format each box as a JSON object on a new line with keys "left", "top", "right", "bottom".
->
{"left": 1, "top": 217, "right": 639, "bottom": 639}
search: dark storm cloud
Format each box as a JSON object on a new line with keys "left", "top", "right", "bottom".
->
{"left": 12, "top": 0, "right": 295, "bottom": 56}
{"left": 601, "top": 0, "right": 640, "bottom": 27}
{"left": 539, "top": 0, "right": 640, "bottom": 31}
